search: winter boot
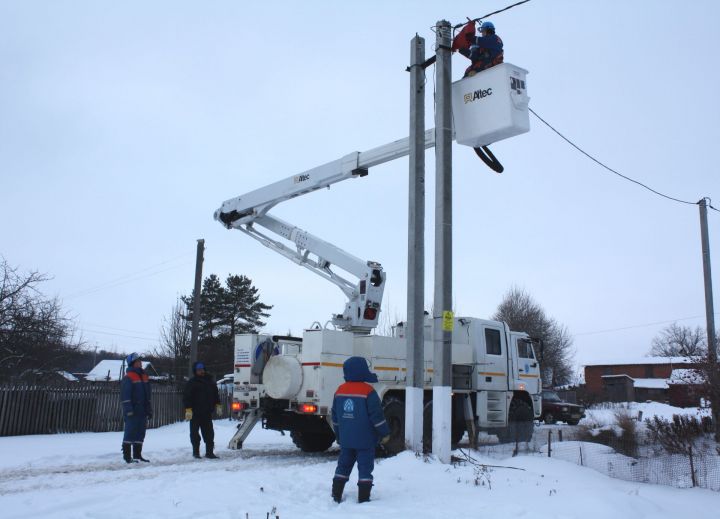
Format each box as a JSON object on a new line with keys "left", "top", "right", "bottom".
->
{"left": 192, "top": 443, "right": 201, "bottom": 459}
{"left": 122, "top": 443, "right": 137, "bottom": 464}
{"left": 358, "top": 481, "right": 373, "bottom": 503}
{"left": 205, "top": 443, "right": 219, "bottom": 459}
{"left": 133, "top": 443, "right": 150, "bottom": 462}
{"left": 331, "top": 478, "right": 346, "bottom": 503}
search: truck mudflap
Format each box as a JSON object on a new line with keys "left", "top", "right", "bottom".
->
{"left": 228, "top": 408, "right": 264, "bottom": 449}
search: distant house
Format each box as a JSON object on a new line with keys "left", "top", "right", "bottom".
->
{"left": 85, "top": 360, "right": 158, "bottom": 382}
{"left": 584, "top": 357, "right": 702, "bottom": 407}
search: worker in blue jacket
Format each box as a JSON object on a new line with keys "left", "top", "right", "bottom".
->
{"left": 120, "top": 352, "right": 153, "bottom": 463}
{"left": 331, "top": 356, "right": 390, "bottom": 503}
{"left": 459, "top": 21, "right": 504, "bottom": 77}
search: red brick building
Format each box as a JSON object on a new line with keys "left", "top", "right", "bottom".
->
{"left": 584, "top": 357, "right": 702, "bottom": 406}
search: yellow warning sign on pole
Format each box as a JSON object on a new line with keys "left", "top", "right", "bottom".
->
{"left": 442, "top": 310, "right": 454, "bottom": 331}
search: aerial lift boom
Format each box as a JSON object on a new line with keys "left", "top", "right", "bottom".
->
{"left": 214, "top": 130, "right": 436, "bottom": 333}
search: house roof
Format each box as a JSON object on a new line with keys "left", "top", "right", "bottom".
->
{"left": 584, "top": 356, "right": 696, "bottom": 367}
{"left": 632, "top": 378, "right": 669, "bottom": 389}
{"left": 85, "top": 360, "right": 154, "bottom": 382}
{"left": 669, "top": 368, "right": 704, "bottom": 385}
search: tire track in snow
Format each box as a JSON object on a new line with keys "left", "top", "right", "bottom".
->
{"left": 0, "top": 447, "right": 337, "bottom": 495}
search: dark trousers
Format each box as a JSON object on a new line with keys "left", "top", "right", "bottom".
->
{"left": 190, "top": 417, "right": 214, "bottom": 447}
{"left": 123, "top": 414, "right": 147, "bottom": 444}
{"left": 334, "top": 447, "right": 375, "bottom": 483}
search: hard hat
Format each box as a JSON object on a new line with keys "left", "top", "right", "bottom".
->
{"left": 126, "top": 352, "right": 141, "bottom": 366}
{"left": 480, "top": 21, "right": 495, "bottom": 31}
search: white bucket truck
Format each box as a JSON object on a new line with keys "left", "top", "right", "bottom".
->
{"left": 214, "top": 63, "right": 537, "bottom": 454}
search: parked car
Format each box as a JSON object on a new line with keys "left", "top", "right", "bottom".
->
{"left": 540, "top": 390, "right": 585, "bottom": 425}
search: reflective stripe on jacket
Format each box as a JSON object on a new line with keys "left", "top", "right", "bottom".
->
{"left": 120, "top": 367, "right": 152, "bottom": 417}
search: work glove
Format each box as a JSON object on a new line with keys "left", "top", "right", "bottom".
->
{"left": 185, "top": 408, "right": 193, "bottom": 421}
{"left": 381, "top": 435, "right": 390, "bottom": 445}
{"left": 215, "top": 404, "right": 222, "bottom": 416}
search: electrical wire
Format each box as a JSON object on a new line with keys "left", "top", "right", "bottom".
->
{"left": 573, "top": 313, "right": 719, "bottom": 337}
{"left": 64, "top": 254, "right": 193, "bottom": 299}
{"left": 529, "top": 107, "right": 710, "bottom": 208}
{"left": 452, "top": 0, "right": 533, "bottom": 30}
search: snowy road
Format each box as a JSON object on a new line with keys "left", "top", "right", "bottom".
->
{"left": 1, "top": 419, "right": 718, "bottom": 519}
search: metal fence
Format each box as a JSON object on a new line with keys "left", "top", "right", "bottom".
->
{"left": 0, "top": 383, "right": 234, "bottom": 436}
{"left": 542, "top": 426, "right": 720, "bottom": 491}
{"left": 467, "top": 424, "right": 719, "bottom": 493}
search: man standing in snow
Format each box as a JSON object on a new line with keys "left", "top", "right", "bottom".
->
{"left": 120, "top": 352, "right": 152, "bottom": 463}
{"left": 458, "top": 21, "right": 504, "bottom": 77}
{"left": 331, "top": 356, "right": 390, "bottom": 503}
{"left": 183, "top": 361, "right": 222, "bottom": 459}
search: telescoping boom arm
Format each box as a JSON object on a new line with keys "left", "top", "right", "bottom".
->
{"left": 214, "top": 130, "right": 436, "bottom": 333}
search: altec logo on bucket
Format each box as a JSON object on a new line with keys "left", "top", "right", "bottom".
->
{"left": 464, "top": 87, "right": 492, "bottom": 104}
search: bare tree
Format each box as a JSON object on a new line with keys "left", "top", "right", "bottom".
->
{"left": 0, "top": 258, "right": 79, "bottom": 381}
{"left": 649, "top": 323, "right": 707, "bottom": 357}
{"left": 493, "top": 286, "right": 575, "bottom": 387}
{"left": 155, "top": 299, "right": 191, "bottom": 383}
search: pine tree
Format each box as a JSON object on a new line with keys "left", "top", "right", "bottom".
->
{"left": 181, "top": 273, "right": 272, "bottom": 374}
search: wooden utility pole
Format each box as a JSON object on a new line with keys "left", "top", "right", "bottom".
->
{"left": 189, "top": 239, "right": 205, "bottom": 378}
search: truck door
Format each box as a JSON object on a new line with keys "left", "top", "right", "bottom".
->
{"left": 475, "top": 323, "right": 509, "bottom": 392}
{"left": 515, "top": 336, "right": 541, "bottom": 394}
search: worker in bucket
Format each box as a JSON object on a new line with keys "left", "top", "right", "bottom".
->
{"left": 183, "top": 361, "right": 222, "bottom": 459}
{"left": 459, "top": 20, "right": 504, "bottom": 77}
{"left": 120, "top": 352, "right": 152, "bottom": 463}
{"left": 331, "top": 356, "right": 390, "bottom": 503}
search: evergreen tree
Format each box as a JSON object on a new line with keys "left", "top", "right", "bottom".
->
{"left": 181, "top": 273, "right": 272, "bottom": 374}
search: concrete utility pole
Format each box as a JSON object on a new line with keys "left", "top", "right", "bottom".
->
{"left": 406, "top": 33, "right": 426, "bottom": 453}
{"left": 432, "top": 19, "right": 453, "bottom": 464}
{"left": 698, "top": 198, "right": 718, "bottom": 437}
{"left": 699, "top": 198, "right": 717, "bottom": 363}
{"left": 189, "top": 239, "right": 205, "bottom": 378}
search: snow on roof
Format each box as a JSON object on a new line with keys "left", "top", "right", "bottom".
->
{"left": 669, "top": 368, "right": 704, "bottom": 385}
{"left": 57, "top": 370, "right": 78, "bottom": 382}
{"left": 632, "top": 378, "right": 669, "bottom": 389}
{"left": 85, "top": 360, "right": 153, "bottom": 382}
{"left": 584, "top": 356, "right": 696, "bottom": 367}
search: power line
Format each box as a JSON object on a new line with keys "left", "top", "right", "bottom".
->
{"left": 573, "top": 313, "right": 719, "bottom": 337}
{"left": 452, "top": 0, "right": 532, "bottom": 29}
{"left": 65, "top": 254, "right": 193, "bottom": 299}
{"left": 80, "top": 328, "right": 157, "bottom": 342}
{"left": 81, "top": 322, "right": 158, "bottom": 338}
{"left": 528, "top": 107, "right": 707, "bottom": 207}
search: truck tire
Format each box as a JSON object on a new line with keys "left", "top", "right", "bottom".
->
{"left": 496, "top": 399, "right": 534, "bottom": 444}
{"left": 290, "top": 427, "right": 335, "bottom": 453}
{"left": 422, "top": 400, "right": 465, "bottom": 453}
{"left": 381, "top": 398, "right": 405, "bottom": 456}
{"left": 543, "top": 412, "right": 556, "bottom": 425}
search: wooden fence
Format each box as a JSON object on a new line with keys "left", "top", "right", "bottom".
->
{"left": 0, "top": 383, "right": 233, "bottom": 437}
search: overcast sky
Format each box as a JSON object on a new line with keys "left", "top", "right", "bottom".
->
{"left": 1, "top": 0, "right": 718, "bottom": 374}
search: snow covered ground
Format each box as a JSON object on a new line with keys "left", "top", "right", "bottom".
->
{"left": 581, "top": 401, "right": 711, "bottom": 426}
{"left": 1, "top": 417, "right": 718, "bottom": 519}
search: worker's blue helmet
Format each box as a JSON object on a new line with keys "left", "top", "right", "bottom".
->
{"left": 480, "top": 21, "right": 495, "bottom": 31}
{"left": 126, "top": 352, "right": 141, "bottom": 366}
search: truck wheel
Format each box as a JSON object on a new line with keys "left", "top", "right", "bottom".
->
{"left": 544, "top": 413, "right": 556, "bottom": 425}
{"left": 422, "top": 400, "right": 465, "bottom": 453}
{"left": 381, "top": 398, "right": 405, "bottom": 457}
{"left": 566, "top": 419, "right": 580, "bottom": 426}
{"left": 290, "top": 427, "right": 335, "bottom": 453}
{"left": 497, "top": 399, "right": 534, "bottom": 443}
